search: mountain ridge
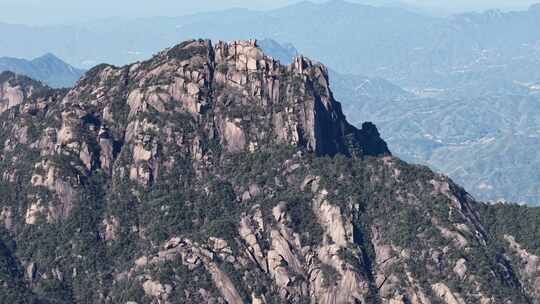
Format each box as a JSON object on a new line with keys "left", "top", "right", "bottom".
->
{"left": 0, "top": 39, "right": 539, "bottom": 303}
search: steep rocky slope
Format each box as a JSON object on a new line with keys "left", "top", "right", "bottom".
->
{"left": 0, "top": 39, "right": 538, "bottom": 303}
{"left": 4, "top": 2, "right": 540, "bottom": 205}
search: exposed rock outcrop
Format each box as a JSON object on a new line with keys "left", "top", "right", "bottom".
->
{"left": 0, "top": 40, "right": 536, "bottom": 304}
{"left": 504, "top": 235, "right": 540, "bottom": 300}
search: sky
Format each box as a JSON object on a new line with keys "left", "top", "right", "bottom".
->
{"left": 406, "top": 0, "right": 539, "bottom": 13}
{"left": 0, "top": 0, "right": 538, "bottom": 25}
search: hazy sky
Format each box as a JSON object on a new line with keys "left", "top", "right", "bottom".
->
{"left": 407, "top": 0, "right": 539, "bottom": 12}
{"left": 0, "top": 0, "right": 538, "bottom": 25}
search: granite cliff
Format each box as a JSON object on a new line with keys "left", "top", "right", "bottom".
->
{"left": 0, "top": 39, "right": 538, "bottom": 303}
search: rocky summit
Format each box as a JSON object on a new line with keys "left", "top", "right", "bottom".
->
{"left": 0, "top": 39, "right": 539, "bottom": 303}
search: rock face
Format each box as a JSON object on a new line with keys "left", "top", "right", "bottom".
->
{"left": 0, "top": 72, "right": 49, "bottom": 114}
{"left": 504, "top": 235, "right": 540, "bottom": 300}
{"left": 0, "top": 39, "right": 538, "bottom": 303}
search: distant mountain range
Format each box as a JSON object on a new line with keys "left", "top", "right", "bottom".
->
{"left": 258, "top": 39, "right": 411, "bottom": 102}
{"left": 260, "top": 38, "right": 540, "bottom": 204}
{"left": 257, "top": 38, "right": 299, "bottom": 64}
{"left": 0, "top": 53, "right": 84, "bottom": 88}
{"left": 344, "top": 92, "right": 540, "bottom": 204}
{"left": 2, "top": 0, "right": 540, "bottom": 91}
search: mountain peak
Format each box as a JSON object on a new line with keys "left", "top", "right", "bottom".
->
{"left": 0, "top": 71, "right": 49, "bottom": 114}
{"left": 0, "top": 53, "right": 84, "bottom": 88}
{"left": 0, "top": 38, "right": 538, "bottom": 304}
{"left": 171, "top": 39, "right": 390, "bottom": 156}
{"left": 71, "top": 39, "right": 389, "bottom": 159}
{"left": 31, "top": 52, "right": 71, "bottom": 67}
{"left": 164, "top": 38, "right": 214, "bottom": 61}
{"left": 35, "top": 52, "right": 61, "bottom": 61}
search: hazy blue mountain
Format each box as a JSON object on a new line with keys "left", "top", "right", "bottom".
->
{"left": 1, "top": 1, "right": 539, "bottom": 90}
{"left": 0, "top": 53, "right": 84, "bottom": 87}
{"left": 259, "top": 38, "right": 412, "bottom": 101}
{"left": 257, "top": 38, "right": 298, "bottom": 64}
{"left": 343, "top": 92, "right": 540, "bottom": 204}
{"left": 329, "top": 71, "right": 412, "bottom": 101}
{"left": 0, "top": 2, "right": 460, "bottom": 72}
{"left": 259, "top": 38, "right": 540, "bottom": 204}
